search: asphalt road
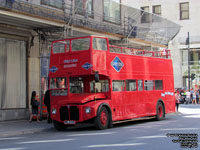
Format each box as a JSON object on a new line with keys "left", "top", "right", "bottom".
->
{"left": 0, "top": 104, "right": 200, "bottom": 150}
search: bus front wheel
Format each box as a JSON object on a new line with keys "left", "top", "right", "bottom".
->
{"left": 156, "top": 102, "right": 165, "bottom": 121}
{"left": 95, "top": 107, "right": 110, "bottom": 130}
{"left": 53, "top": 120, "right": 67, "bottom": 131}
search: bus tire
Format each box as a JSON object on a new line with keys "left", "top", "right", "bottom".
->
{"left": 156, "top": 102, "right": 165, "bottom": 121}
{"left": 95, "top": 107, "right": 110, "bottom": 130}
{"left": 53, "top": 120, "right": 67, "bottom": 131}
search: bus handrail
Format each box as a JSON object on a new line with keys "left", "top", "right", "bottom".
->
{"left": 110, "top": 45, "right": 171, "bottom": 59}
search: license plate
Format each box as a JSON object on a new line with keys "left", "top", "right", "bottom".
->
{"left": 64, "top": 120, "right": 76, "bottom": 125}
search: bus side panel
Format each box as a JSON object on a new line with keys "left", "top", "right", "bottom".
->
{"left": 111, "top": 92, "right": 126, "bottom": 121}
{"left": 124, "top": 91, "right": 139, "bottom": 119}
{"left": 164, "top": 76, "right": 176, "bottom": 114}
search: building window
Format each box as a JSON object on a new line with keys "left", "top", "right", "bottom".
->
{"left": 103, "top": 0, "right": 121, "bottom": 24}
{"left": 0, "top": 39, "right": 26, "bottom": 109}
{"left": 182, "top": 49, "right": 200, "bottom": 88}
{"left": 75, "top": 0, "right": 93, "bottom": 17}
{"left": 153, "top": 5, "right": 161, "bottom": 16}
{"left": 41, "top": 0, "right": 63, "bottom": 9}
{"left": 141, "top": 6, "right": 150, "bottom": 23}
{"left": 180, "top": 2, "right": 189, "bottom": 20}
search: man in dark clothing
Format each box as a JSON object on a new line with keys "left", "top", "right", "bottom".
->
{"left": 44, "top": 90, "right": 52, "bottom": 123}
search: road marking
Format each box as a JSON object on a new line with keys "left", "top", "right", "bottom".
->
{"left": 0, "top": 148, "right": 25, "bottom": 150}
{"left": 123, "top": 124, "right": 162, "bottom": 129}
{"left": 68, "top": 132, "right": 116, "bottom": 137}
{"left": 0, "top": 137, "right": 24, "bottom": 141}
{"left": 82, "top": 143, "right": 145, "bottom": 148}
{"left": 179, "top": 108, "right": 200, "bottom": 115}
{"left": 183, "top": 114, "right": 200, "bottom": 118}
{"left": 18, "top": 139, "right": 74, "bottom": 144}
{"left": 161, "top": 128, "right": 199, "bottom": 131}
{"left": 136, "top": 135, "right": 166, "bottom": 139}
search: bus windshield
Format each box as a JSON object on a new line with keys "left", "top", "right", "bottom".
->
{"left": 50, "top": 77, "right": 68, "bottom": 96}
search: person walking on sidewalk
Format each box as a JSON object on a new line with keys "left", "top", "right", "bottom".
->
{"left": 196, "top": 90, "right": 199, "bottom": 104}
{"left": 29, "top": 91, "right": 40, "bottom": 122}
{"left": 192, "top": 91, "right": 197, "bottom": 104}
{"left": 44, "top": 90, "right": 52, "bottom": 123}
{"left": 175, "top": 91, "right": 180, "bottom": 112}
{"left": 186, "top": 90, "right": 191, "bottom": 104}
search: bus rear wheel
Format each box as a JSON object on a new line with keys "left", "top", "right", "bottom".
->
{"left": 156, "top": 102, "right": 165, "bottom": 121}
{"left": 95, "top": 107, "right": 110, "bottom": 130}
{"left": 53, "top": 120, "right": 67, "bottom": 131}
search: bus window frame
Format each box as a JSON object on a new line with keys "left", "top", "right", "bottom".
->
{"left": 138, "top": 80, "right": 143, "bottom": 91}
{"left": 52, "top": 40, "right": 70, "bottom": 54}
{"left": 155, "top": 80, "right": 163, "bottom": 90}
{"left": 144, "top": 80, "right": 154, "bottom": 91}
{"left": 92, "top": 37, "right": 108, "bottom": 51}
{"left": 71, "top": 37, "right": 91, "bottom": 52}
{"left": 112, "top": 80, "right": 125, "bottom": 92}
{"left": 49, "top": 77, "right": 68, "bottom": 90}
{"left": 126, "top": 79, "right": 137, "bottom": 91}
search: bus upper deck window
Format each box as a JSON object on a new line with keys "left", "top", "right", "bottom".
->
{"left": 93, "top": 38, "right": 107, "bottom": 51}
{"left": 53, "top": 40, "right": 69, "bottom": 54}
{"left": 71, "top": 38, "right": 90, "bottom": 51}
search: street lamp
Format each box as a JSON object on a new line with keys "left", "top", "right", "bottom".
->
{"left": 186, "top": 32, "right": 190, "bottom": 90}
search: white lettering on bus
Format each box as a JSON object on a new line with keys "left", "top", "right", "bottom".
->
{"left": 64, "top": 59, "right": 78, "bottom": 63}
{"left": 64, "top": 64, "right": 77, "bottom": 68}
{"left": 161, "top": 92, "right": 174, "bottom": 97}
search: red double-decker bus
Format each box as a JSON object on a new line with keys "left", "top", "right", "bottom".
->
{"left": 49, "top": 35, "right": 175, "bottom": 130}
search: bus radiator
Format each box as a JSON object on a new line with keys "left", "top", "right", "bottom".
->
{"left": 60, "top": 106, "right": 79, "bottom": 121}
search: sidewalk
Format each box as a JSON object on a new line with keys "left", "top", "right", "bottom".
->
{"left": 0, "top": 120, "right": 53, "bottom": 137}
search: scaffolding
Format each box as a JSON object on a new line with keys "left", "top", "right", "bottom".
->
{"left": 0, "top": 0, "right": 180, "bottom": 46}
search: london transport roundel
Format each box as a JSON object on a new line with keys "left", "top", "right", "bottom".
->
{"left": 111, "top": 56, "right": 124, "bottom": 72}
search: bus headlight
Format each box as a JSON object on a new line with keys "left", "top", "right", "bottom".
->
{"left": 52, "top": 108, "right": 57, "bottom": 115}
{"left": 85, "top": 107, "right": 91, "bottom": 114}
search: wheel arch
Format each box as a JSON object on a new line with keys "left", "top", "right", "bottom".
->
{"left": 157, "top": 99, "right": 165, "bottom": 117}
{"left": 96, "top": 103, "right": 113, "bottom": 128}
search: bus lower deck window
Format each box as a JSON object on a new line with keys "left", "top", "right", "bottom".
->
{"left": 112, "top": 80, "right": 125, "bottom": 91}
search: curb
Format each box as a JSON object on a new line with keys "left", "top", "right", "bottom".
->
{"left": 0, "top": 127, "right": 52, "bottom": 138}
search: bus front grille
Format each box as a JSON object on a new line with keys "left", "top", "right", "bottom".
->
{"left": 60, "top": 106, "right": 69, "bottom": 121}
{"left": 60, "top": 106, "right": 79, "bottom": 121}
{"left": 70, "top": 106, "right": 79, "bottom": 120}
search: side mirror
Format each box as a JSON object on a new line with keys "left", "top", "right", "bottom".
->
{"left": 94, "top": 72, "right": 99, "bottom": 82}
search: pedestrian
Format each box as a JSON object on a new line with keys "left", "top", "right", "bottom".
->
{"left": 44, "top": 90, "right": 52, "bottom": 123}
{"left": 186, "top": 90, "right": 191, "bottom": 104}
{"left": 192, "top": 91, "right": 197, "bottom": 104}
{"left": 190, "top": 88, "right": 194, "bottom": 103}
{"left": 197, "top": 89, "right": 200, "bottom": 104}
{"left": 175, "top": 91, "right": 180, "bottom": 112}
{"left": 29, "top": 91, "right": 40, "bottom": 122}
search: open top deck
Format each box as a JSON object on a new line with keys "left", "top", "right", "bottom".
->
{"left": 49, "top": 35, "right": 172, "bottom": 78}
{"left": 51, "top": 35, "right": 171, "bottom": 59}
